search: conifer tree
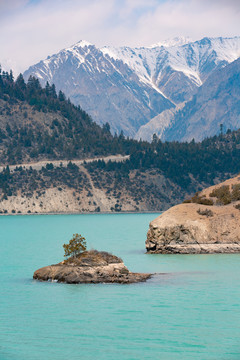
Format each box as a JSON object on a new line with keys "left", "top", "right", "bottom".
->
{"left": 63, "top": 234, "right": 87, "bottom": 258}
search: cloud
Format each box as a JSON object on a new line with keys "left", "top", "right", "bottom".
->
{"left": 0, "top": 0, "right": 239, "bottom": 74}
{"left": 192, "top": 0, "right": 240, "bottom": 10}
{"left": 116, "top": 0, "right": 240, "bottom": 46}
{"left": 0, "top": 0, "right": 29, "bottom": 16}
{"left": 0, "top": 0, "right": 115, "bottom": 73}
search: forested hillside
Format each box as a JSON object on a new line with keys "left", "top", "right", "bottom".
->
{"left": 1, "top": 67, "right": 240, "bottom": 213}
{"left": 88, "top": 131, "right": 240, "bottom": 190}
{"left": 0, "top": 68, "right": 142, "bottom": 164}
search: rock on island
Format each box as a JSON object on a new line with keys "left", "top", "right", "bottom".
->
{"left": 33, "top": 250, "right": 152, "bottom": 284}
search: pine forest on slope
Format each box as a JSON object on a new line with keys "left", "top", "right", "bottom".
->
{"left": 1, "top": 69, "right": 240, "bottom": 213}
{"left": 0, "top": 67, "right": 141, "bottom": 164}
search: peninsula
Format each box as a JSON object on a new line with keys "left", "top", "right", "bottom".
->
{"left": 146, "top": 175, "right": 240, "bottom": 254}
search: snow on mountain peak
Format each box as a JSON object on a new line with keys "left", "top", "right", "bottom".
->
{"left": 75, "top": 40, "right": 93, "bottom": 48}
{"left": 149, "top": 36, "right": 192, "bottom": 48}
{"left": 70, "top": 40, "right": 93, "bottom": 49}
{"left": 100, "top": 36, "right": 240, "bottom": 96}
{"left": 23, "top": 35, "right": 240, "bottom": 139}
{"left": 62, "top": 40, "right": 94, "bottom": 67}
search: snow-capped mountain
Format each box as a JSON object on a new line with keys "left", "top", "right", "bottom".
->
{"left": 102, "top": 36, "right": 240, "bottom": 101}
{"left": 24, "top": 40, "right": 173, "bottom": 136}
{"left": 23, "top": 36, "right": 240, "bottom": 138}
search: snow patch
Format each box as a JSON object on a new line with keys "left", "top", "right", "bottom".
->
{"left": 149, "top": 36, "right": 192, "bottom": 48}
{"left": 72, "top": 40, "right": 93, "bottom": 48}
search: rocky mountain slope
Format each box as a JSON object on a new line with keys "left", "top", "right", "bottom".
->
{"left": 146, "top": 175, "right": 240, "bottom": 254}
{"left": 23, "top": 40, "right": 173, "bottom": 137}
{"left": 163, "top": 57, "right": 240, "bottom": 142}
{"left": 23, "top": 37, "right": 240, "bottom": 138}
{"left": 135, "top": 104, "right": 184, "bottom": 142}
{"left": 137, "top": 57, "right": 240, "bottom": 142}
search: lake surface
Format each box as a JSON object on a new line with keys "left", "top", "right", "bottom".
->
{"left": 0, "top": 213, "right": 240, "bottom": 360}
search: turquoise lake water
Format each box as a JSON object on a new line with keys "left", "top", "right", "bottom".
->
{"left": 0, "top": 213, "right": 240, "bottom": 360}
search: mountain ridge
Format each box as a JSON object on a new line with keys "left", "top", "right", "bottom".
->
{"left": 23, "top": 36, "right": 240, "bottom": 138}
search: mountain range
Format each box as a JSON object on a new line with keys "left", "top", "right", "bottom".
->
{"left": 23, "top": 36, "right": 240, "bottom": 141}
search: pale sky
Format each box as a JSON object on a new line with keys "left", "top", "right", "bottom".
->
{"left": 1, "top": 0, "right": 240, "bottom": 75}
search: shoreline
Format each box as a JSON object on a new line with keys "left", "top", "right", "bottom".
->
{"left": 0, "top": 210, "right": 163, "bottom": 216}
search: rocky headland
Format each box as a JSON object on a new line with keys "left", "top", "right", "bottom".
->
{"left": 33, "top": 250, "right": 152, "bottom": 284}
{"left": 146, "top": 175, "right": 240, "bottom": 254}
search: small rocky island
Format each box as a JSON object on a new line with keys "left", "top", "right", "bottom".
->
{"left": 33, "top": 250, "right": 152, "bottom": 284}
{"left": 146, "top": 175, "right": 240, "bottom": 254}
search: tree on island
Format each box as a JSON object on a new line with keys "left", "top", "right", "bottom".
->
{"left": 63, "top": 234, "right": 87, "bottom": 258}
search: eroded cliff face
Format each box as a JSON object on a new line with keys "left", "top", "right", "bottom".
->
{"left": 146, "top": 176, "right": 240, "bottom": 254}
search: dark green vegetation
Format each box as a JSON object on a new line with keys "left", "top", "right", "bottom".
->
{"left": 0, "top": 68, "right": 141, "bottom": 164}
{"left": 183, "top": 193, "right": 214, "bottom": 206}
{"left": 209, "top": 184, "right": 240, "bottom": 205}
{"left": 86, "top": 166, "right": 181, "bottom": 210}
{"left": 86, "top": 130, "right": 240, "bottom": 192}
{"left": 0, "top": 163, "right": 181, "bottom": 212}
{"left": 0, "top": 163, "right": 89, "bottom": 200}
{"left": 197, "top": 208, "right": 214, "bottom": 217}
{"left": 1, "top": 67, "right": 240, "bottom": 210}
{"left": 185, "top": 182, "right": 240, "bottom": 207}
{"left": 63, "top": 234, "right": 87, "bottom": 258}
